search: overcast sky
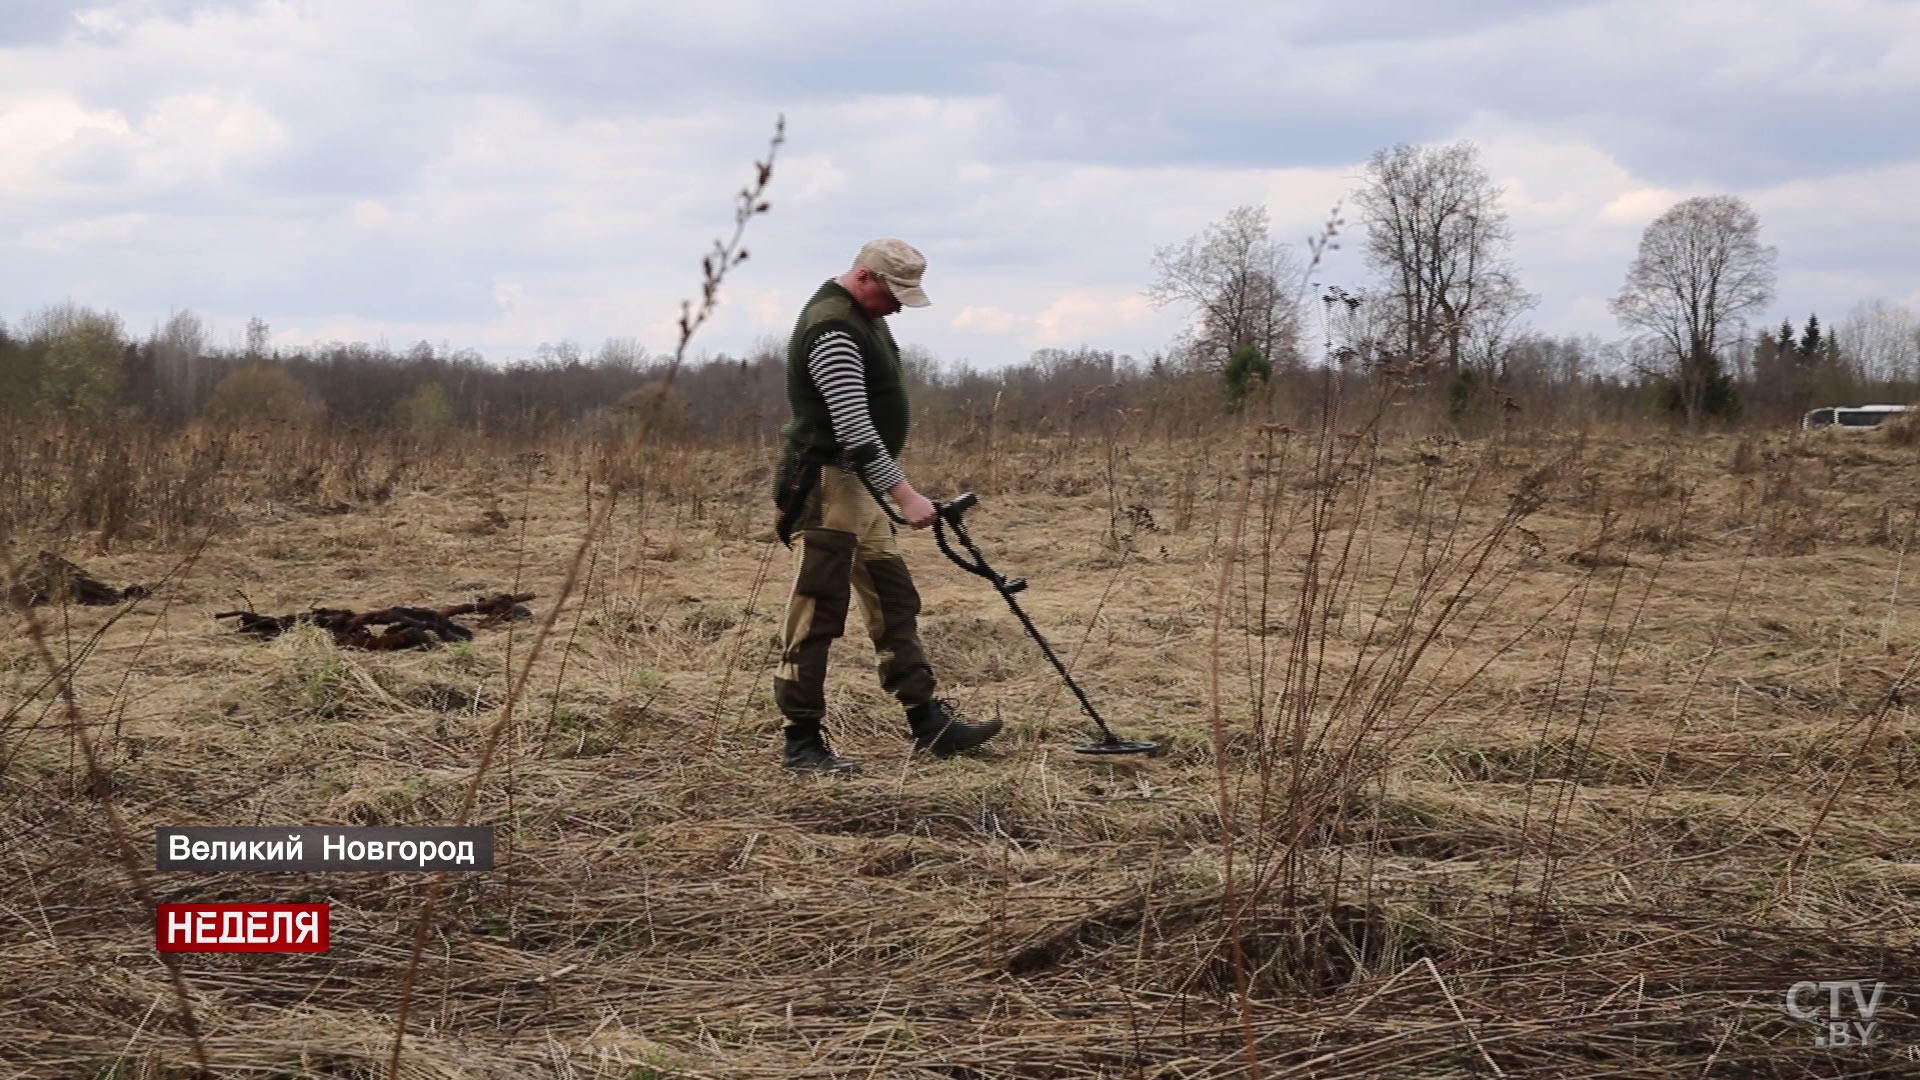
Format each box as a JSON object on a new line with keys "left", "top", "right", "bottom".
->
{"left": 4, "top": 0, "right": 1918, "bottom": 368}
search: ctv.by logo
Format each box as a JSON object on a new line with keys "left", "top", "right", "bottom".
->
{"left": 1786, "top": 980, "right": 1887, "bottom": 1047}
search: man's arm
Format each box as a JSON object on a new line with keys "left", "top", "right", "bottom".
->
{"left": 807, "top": 330, "right": 937, "bottom": 527}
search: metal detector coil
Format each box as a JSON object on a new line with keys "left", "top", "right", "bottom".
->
{"left": 845, "top": 461, "right": 1157, "bottom": 757}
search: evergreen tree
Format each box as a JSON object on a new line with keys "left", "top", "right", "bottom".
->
{"left": 1798, "top": 314, "right": 1823, "bottom": 365}
{"left": 1660, "top": 351, "right": 1740, "bottom": 421}
{"left": 1224, "top": 343, "right": 1270, "bottom": 411}
{"left": 1821, "top": 334, "right": 1844, "bottom": 370}
{"left": 1449, "top": 367, "right": 1485, "bottom": 425}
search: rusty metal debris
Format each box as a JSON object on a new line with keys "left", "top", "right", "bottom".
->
{"left": 6, "top": 551, "right": 151, "bottom": 608}
{"left": 215, "top": 593, "right": 535, "bottom": 651}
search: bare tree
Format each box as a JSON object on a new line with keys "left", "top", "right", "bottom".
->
{"left": 245, "top": 316, "right": 272, "bottom": 360}
{"left": 1318, "top": 288, "right": 1399, "bottom": 370}
{"left": 149, "top": 310, "right": 209, "bottom": 425}
{"left": 1834, "top": 299, "right": 1919, "bottom": 384}
{"left": 1611, "top": 195, "right": 1776, "bottom": 424}
{"left": 1355, "top": 141, "right": 1534, "bottom": 373}
{"left": 593, "top": 336, "right": 650, "bottom": 371}
{"left": 1148, "top": 204, "right": 1305, "bottom": 373}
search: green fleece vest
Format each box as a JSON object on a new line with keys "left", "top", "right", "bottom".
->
{"left": 781, "top": 280, "right": 911, "bottom": 467}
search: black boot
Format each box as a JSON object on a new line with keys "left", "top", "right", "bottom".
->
{"left": 906, "top": 698, "right": 1002, "bottom": 758}
{"left": 783, "top": 723, "right": 862, "bottom": 774}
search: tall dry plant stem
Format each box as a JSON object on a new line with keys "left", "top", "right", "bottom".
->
{"left": 6, "top": 540, "right": 215, "bottom": 1077}
{"left": 385, "top": 114, "right": 784, "bottom": 1080}
{"left": 1209, "top": 431, "right": 1260, "bottom": 1078}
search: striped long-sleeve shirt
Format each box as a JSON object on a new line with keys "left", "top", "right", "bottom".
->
{"left": 808, "top": 330, "right": 908, "bottom": 492}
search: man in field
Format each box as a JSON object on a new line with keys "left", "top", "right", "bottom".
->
{"left": 769, "top": 239, "right": 1003, "bottom": 774}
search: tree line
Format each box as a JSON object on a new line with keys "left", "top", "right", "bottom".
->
{"left": 0, "top": 299, "right": 1641, "bottom": 443}
{"left": 1146, "top": 141, "right": 1920, "bottom": 427}
{"left": 5, "top": 137, "right": 1917, "bottom": 438}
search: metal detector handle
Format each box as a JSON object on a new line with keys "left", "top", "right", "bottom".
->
{"left": 868, "top": 489, "right": 965, "bottom": 531}
{"left": 932, "top": 494, "right": 1027, "bottom": 595}
{"left": 844, "top": 461, "right": 970, "bottom": 536}
{"left": 932, "top": 495, "right": 988, "bottom": 577}
{"left": 941, "top": 491, "right": 978, "bottom": 522}
{"left": 895, "top": 491, "right": 975, "bottom": 528}
{"left": 932, "top": 491, "right": 990, "bottom": 578}
{"left": 842, "top": 444, "right": 932, "bottom": 530}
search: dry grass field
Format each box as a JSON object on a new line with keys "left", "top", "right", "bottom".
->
{"left": 7, "top": 418, "right": 1920, "bottom": 1078}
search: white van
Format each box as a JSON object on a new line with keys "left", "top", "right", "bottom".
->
{"left": 1801, "top": 404, "right": 1913, "bottom": 431}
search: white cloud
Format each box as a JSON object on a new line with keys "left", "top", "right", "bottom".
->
{"left": 1, "top": 0, "right": 1917, "bottom": 367}
{"left": 1028, "top": 291, "right": 1156, "bottom": 348}
{"left": 19, "top": 211, "right": 149, "bottom": 253}
{"left": 1599, "top": 188, "right": 1686, "bottom": 227}
{"left": 1747, "top": 161, "right": 1920, "bottom": 229}
{"left": 0, "top": 94, "right": 132, "bottom": 194}
{"left": 777, "top": 153, "right": 849, "bottom": 204}
{"left": 134, "top": 93, "right": 285, "bottom": 184}
{"left": 951, "top": 306, "right": 1018, "bottom": 334}
{"left": 72, "top": 8, "right": 132, "bottom": 35}
{"left": 349, "top": 198, "right": 394, "bottom": 228}
{"left": 0, "top": 90, "right": 283, "bottom": 200}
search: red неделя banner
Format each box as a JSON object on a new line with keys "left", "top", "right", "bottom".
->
{"left": 156, "top": 903, "right": 330, "bottom": 952}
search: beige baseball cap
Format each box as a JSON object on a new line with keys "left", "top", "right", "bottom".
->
{"left": 856, "top": 238, "right": 931, "bottom": 308}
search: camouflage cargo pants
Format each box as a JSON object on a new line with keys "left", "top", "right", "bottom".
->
{"left": 773, "top": 463, "right": 936, "bottom": 726}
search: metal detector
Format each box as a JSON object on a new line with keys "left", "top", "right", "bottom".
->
{"left": 850, "top": 468, "right": 1157, "bottom": 757}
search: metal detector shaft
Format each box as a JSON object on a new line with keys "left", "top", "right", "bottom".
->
{"left": 844, "top": 464, "right": 1153, "bottom": 754}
